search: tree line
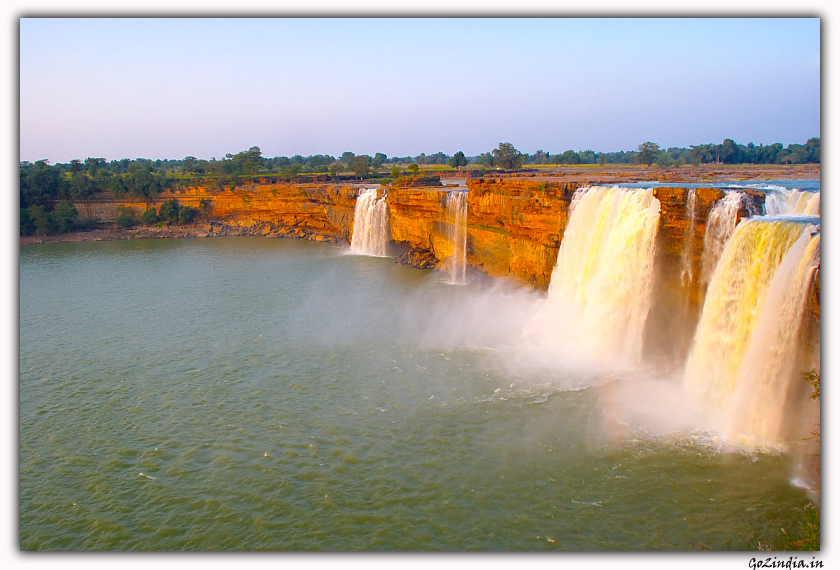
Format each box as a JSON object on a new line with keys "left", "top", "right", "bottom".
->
{"left": 20, "top": 137, "right": 820, "bottom": 236}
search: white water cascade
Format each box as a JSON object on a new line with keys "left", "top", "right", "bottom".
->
{"left": 683, "top": 218, "right": 820, "bottom": 448}
{"left": 350, "top": 188, "right": 390, "bottom": 257}
{"left": 529, "top": 186, "right": 661, "bottom": 363}
{"left": 445, "top": 191, "right": 468, "bottom": 285}
{"left": 680, "top": 188, "right": 697, "bottom": 287}
{"left": 700, "top": 191, "right": 750, "bottom": 287}
{"left": 765, "top": 189, "right": 821, "bottom": 217}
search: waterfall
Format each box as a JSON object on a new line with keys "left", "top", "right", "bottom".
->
{"left": 680, "top": 188, "right": 697, "bottom": 287}
{"left": 791, "top": 191, "right": 821, "bottom": 216}
{"left": 683, "top": 219, "right": 820, "bottom": 447}
{"left": 764, "top": 188, "right": 820, "bottom": 217}
{"left": 700, "top": 191, "right": 749, "bottom": 287}
{"left": 722, "top": 230, "right": 820, "bottom": 446}
{"left": 350, "top": 188, "right": 390, "bottom": 257}
{"left": 444, "top": 191, "right": 468, "bottom": 285}
{"left": 532, "top": 186, "right": 661, "bottom": 362}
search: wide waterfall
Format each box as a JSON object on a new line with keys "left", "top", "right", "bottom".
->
{"left": 765, "top": 189, "right": 821, "bottom": 217}
{"left": 683, "top": 218, "right": 820, "bottom": 448}
{"left": 531, "top": 186, "right": 661, "bottom": 363}
{"left": 350, "top": 187, "right": 390, "bottom": 257}
{"left": 444, "top": 191, "right": 468, "bottom": 285}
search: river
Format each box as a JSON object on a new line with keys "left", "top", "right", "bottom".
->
{"left": 20, "top": 236, "right": 813, "bottom": 550}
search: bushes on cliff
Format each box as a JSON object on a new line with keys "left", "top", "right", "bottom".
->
{"left": 20, "top": 202, "right": 79, "bottom": 236}
{"left": 141, "top": 206, "right": 160, "bottom": 225}
{"left": 155, "top": 199, "right": 197, "bottom": 224}
{"left": 54, "top": 202, "right": 79, "bottom": 233}
{"left": 178, "top": 206, "right": 197, "bottom": 224}
{"left": 159, "top": 199, "right": 180, "bottom": 223}
{"left": 116, "top": 205, "right": 138, "bottom": 228}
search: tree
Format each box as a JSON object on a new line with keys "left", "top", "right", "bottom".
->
{"left": 407, "top": 163, "right": 420, "bottom": 173}
{"left": 141, "top": 206, "right": 160, "bottom": 225}
{"left": 532, "top": 149, "right": 549, "bottom": 165}
{"left": 340, "top": 151, "right": 356, "bottom": 165}
{"left": 115, "top": 205, "right": 138, "bottom": 228}
{"left": 27, "top": 205, "right": 55, "bottom": 235}
{"left": 69, "top": 172, "right": 98, "bottom": 218}
{"left": 476, "top": 152, "right": 494, "bottom": 167}
{"left": 127, "top": 168, "right": 163, "bottom": 207}
{"left": 492, "top": 142, "right": 524, "bottom": 170}
{"left": 560, "top": 150, "right": 581, "bottom": 165}
{"left": 159, "top": 199, "right": 180, "bottom": 223}
{"left": 391, "top": 166, "right": 402, "bottom": 178}
{"left": 721, "top": 138, "right": 739, "bottom": 164}
{"left": 373, "top": 153, "right": 387, "bottom": 169}
{"left": 637, "top": 142, "right": 662, "bottom": 166}
{"left": 352, "top": 155, "right": 371, "bottom": 179}
{"left": 449, "top": 151, "right": 468, "bottom": 169}
{"left": 178, "top": 206, "right": 197, "bottom": 224}
{"left": 108, "top": 176, "right": 128, "bottom": 198}
{"left": 233, "top": 146, "right": 262, "bottom": 178}
{"left": 22, "top": 160, "right": 65, "bottom": 207}
{"left": 54, "top": 202, "right": 79, "bottom": 233}
{"left": 84, "top": 157, "right": 105, "bottom": 176}
{"left": 579, "top": 150, "right": 597, "bottom": 164}
{"left": 282, "top": 164, "right": 302, "bottom": 181}
{"left": 183, "top": 156, "right": 198, "bottom": 174}
{"left": 805, "top": 137, "right": 820, "bottom": 163}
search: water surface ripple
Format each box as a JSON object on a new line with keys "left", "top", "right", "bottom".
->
{"left": 20, "top": 237, "right": 810, "bottom": 550}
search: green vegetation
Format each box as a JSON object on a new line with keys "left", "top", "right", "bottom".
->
{"left": 449, "top": 151, "right": 468, "bottom": 169}
{"left": 115, "top": 205, "right": 137, "bottom": 229}
{"left": 20, "top": 136, "right": 820, "bottom": 236}
{"left": 140, "top": 206, "right": 160, "bottom": 225}
{"left": 19, "top": 201, "right": 79, "bottom": 236}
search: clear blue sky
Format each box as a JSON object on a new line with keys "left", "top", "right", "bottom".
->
{"left": 19, "top": 17, "right": 820, "bottom": 163}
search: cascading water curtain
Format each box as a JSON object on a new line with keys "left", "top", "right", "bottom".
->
{"left": 683, "top": 219, "right": 820, "bottom": 448}
{"left": 538, "top": 186, "right": 661, "bottom": 363}
{"left": 350, "top": 188, "right": 390, "bottom": 257}
{"left": 445, "top": 191, "right": 468, "bottom": 285}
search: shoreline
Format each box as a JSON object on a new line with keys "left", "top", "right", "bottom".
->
{"left": 19, "top": 222, "right": 348, "bottom": 247}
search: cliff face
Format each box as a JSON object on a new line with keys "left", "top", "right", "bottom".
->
{"left": 387, "top": 180, "right": 579, "bottom": 290}
{"left": 644, "top": 187, "right": 725, "bottom": 361}
{"left": 82, "top": 182, "right": 359, "bottom": 241}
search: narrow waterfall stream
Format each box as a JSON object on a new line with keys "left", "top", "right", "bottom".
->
{"left": 350, "top": 187, "right": 390, "bottom": 257}
{"left": 444, "top": 190, "right": 468, "bottom": 285}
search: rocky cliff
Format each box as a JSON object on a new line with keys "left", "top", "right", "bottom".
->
{"left": 387, "top": 180, "right": 579, "bottom": 290}
{"left": 82, "top": 182, "right": 359, "bottom": 242}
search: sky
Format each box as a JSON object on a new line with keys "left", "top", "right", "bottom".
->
{"left": 18, "top": 16, "right": 820, "bottom": 164}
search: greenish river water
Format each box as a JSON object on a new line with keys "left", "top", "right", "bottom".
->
{"left": 19, "top": 237, "right": 813, "bottom": 550}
